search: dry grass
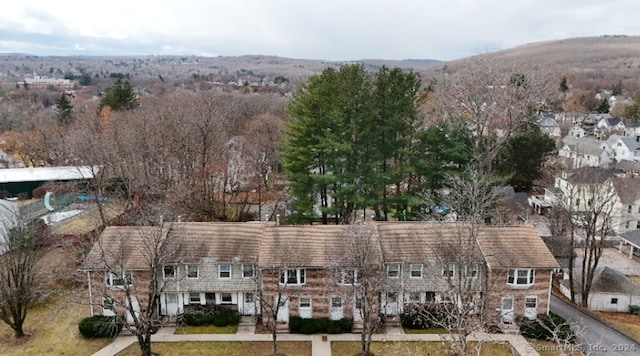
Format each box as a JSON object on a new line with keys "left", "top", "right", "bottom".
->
{"left": 593, "top": 312, "right": 640, "bottom": 342}
{"left": 175, "top": 324, "right": 238, "bottom": 334}
{"left": 0, "top": 290, "right": 110, "bottom": 356}
{"left": 403, "top": 327, "right": 448, "bottom": 334}
{"left": 332, "top": 341, "right": 514, "bottom": 356}
{"left": 0, "top": 247, "right": 109, "bottom": 356}
{"left": 116, "top": 341, "right": 312, "bottom": 356}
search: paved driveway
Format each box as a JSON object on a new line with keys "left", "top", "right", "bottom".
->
{"left": 550, "top": 295, "right": 639, "bottom": 355}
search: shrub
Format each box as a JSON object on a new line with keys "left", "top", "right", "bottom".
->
{"left": 182, "top": 313, "right": 215, "bottom": 326}
{"left": 289, "top": 316, "right": 303, "bottom": 332}
{"left": 79, "top": 316, "right": 122, "bottom": 338}
{"left": 299, "top": 318, "right": 317, "bottom": 334}
{"left": 315, "top": 318, "right": 331, "bottom": 332}
{"left": 630, "top": 305, "right": 640, "bottom": 315}
{"left": 336, "top": 318, "right": 353, "bottom": 333}
{"left": 401, "top": 303, "right": 447, "bottom": 329}
{"left": 518, "top": 313, "right": 575, "bottom": 343}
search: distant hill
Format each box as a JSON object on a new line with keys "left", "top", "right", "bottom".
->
{"left": 421, "top": 36, "right": 640, "bottom": 91}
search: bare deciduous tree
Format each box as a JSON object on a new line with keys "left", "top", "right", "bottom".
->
{"left": 82, "top": 208, "right": 187, "bottom": 356}
{"left": 0, "top": 203, "right": 48, "bottom": 338}
{"left": 332, "top": 222, "right": 384, "bottom": 356}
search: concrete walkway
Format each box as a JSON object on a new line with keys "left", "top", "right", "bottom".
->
{"left": 93, "top": 327, "right": 539, "bottom": 356}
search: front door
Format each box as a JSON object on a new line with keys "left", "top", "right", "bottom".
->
{"left": 276, "top": 296, "right": 289, "bottom": 323}
{"left": 165, "top": 293, "right": 180, "bottom": 316}
{"left": 243, "top": 292, "right": 257, "bottom": 315}
{"left": 330, "top": 296, "right": 343, "bottom": 320}
{"left": 501, "top": 296, "right": 514, "bottom": 324}
{"left": 353, "top": 296, "right": 363, "bottom": 322}
{"left": 384, "top": 292, "right": 399, "bottom": 315}
{"left": 126, "top": 296, "right": 141, "bottom": 324}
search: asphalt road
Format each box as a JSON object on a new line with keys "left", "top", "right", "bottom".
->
{"left": 550, "top": 295, "right": 639, "bottom": 355}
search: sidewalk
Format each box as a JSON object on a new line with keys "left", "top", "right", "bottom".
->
{"left": 92, "top": 327, "right": 539, "bottom": 356}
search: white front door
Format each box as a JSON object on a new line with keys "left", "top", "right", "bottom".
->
{"left": 524, "top": 296, "right": 538, "bottom": 320}
{"left": 126, "top": 296, "right": 141, "bottom": 324}
{"left": 276, "top": 296, "right": 289, "bottom": 323}
{"left": 243, "top": 292, "right": 257, "bottom": 315}
{"left": 353, "top": 296, "right": 363, "bottom": 322}
{"left": 330, "top": 296, "right": 344, "bottom": 320}
{"left": 165, "top": 293, "right": 180, "bottom": 316}
{"left": 384, "top": 292, "right": 399, "bottom": 315}
{"left": 501, "top": 296, "right": 514, "bottom": 324}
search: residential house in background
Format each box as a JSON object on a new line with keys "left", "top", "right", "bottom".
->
{"left": 559, "top": 267, "right": 640, "bottom": 312}
{"left": 557, "top": 136, "right": 611, "bottom": 169}
{"left": 624, "top": 121, "right": 640, "bottom": 138}
{"left": 567, "top": 125, "right": 586, "bottom": 138}
{"left": 610, "top": 177, "right": 640, "bottom": 234}
{"left": 595, "top": 117, "right": 625, "bottom": 139}
{"left": 607, "top": 134, "right": 640, "bottom": 163}
{"left": 537, "top": 112, "right": 561, "bottom": 140}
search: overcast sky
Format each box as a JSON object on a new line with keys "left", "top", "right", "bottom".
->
{"left": 1, "top": 0, "right": 639, "bottom": 61}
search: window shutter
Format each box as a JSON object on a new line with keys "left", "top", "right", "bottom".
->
{"left": 200, "top": 292, "right": 206, "bottom": 305}
{"left": 183, "top": 293, "right": 190, "bottom": 305}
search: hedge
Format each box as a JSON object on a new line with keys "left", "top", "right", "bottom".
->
{"left": 181, "top": 311, "right": 240, "bottom": 327}
{"left": 518, "top": 313, "right": 575, "bottom": 343}
{"left": 630, "top": 305, "right": 640, "bottom": 315}
{"left": 79, "top": 316, "right": 123, "bottom": 338}
{"left": 288, "top": 317, "right": 352, "bottom": 334}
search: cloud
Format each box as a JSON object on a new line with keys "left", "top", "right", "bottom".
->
{"left": 1, "top": 0, "right": 640, "bottom": 60}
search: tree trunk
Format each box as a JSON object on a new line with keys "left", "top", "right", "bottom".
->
{"left": 14, "top": 326, "right": 25, "bottom": 338}
{"left": 139, "top": 337, "right": 152, "bottom": 356}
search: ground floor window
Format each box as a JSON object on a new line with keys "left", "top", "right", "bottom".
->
{"left": 189, "top": 293, "right": 201, "bottom": 304}
{"left": 221, "top": 293, "right": 233, "bottom": 304}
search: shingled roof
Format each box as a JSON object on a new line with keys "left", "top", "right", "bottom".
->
{"left": 170, "top": 222, "right": 265, "bottom": 263}
{"left": 476, "top": 226, "right": 560, "bottom": 269}
{"left": 80, "top": 225, "right": 168, "bottom": 271}
{"left": 258, "top": 224, "right": 364, "bottom": 268}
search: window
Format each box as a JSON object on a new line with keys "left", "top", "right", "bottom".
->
{"left": 299, "top": 296, "right": 311, "bottom": 309}
{"left": 575, "top": 199, "right": 580, "bottom": 207}
{"left": 242, "top": 264, "right": 255, "bottom": 278}
{"left": 280, "top": 269, "right": 306, "bottom": 285}
{"left": 103, "top": 297, "right": 114, "bottom": 311}
{"left": 221, "top": 293, "right": 232, "bottom": 304}
{"left": 508, "top": 269, "right": 535, "bottom": 286}
{"left": 611, "top": 298, "right": 618, "bottom": 305}
{"left": 443, "top": 263, "right": 456, "bottom": 278}
{"left": 163, "top": 265, "right": 176, "bottom": 279}
{"left": 341, "top": 269, "right": 358, "bottom": 285}
{"left": 410, "top": 264, "right": 423, "bottom": 278}
{"left": 219, "top": 264, "right": 231, "bottom": 279}
{"left": 106, "top": 271, "right": 132, "bottom": 287}
{"left": 629, "top": 205, "right": 633, "bottom": 214}
{"left": 636, "top": 221, "right": 640, "bottom": 230}
{"left": 407, "top": 292, "right": 421, "bottom": 303}
{"left": 186, "top": 265, "right": 199, "bottom": 279}
{"left": 465, "top": 264, "right": 478, "bottom": 279}
{"left": 331, "top": 297, "right": 342, "bottom": 308}
{"left": 626, "top": 221, "right": 631, "bottom": 229}
{"left": 387, "top": 263, "right": 400, "bottom": 278}
{"left": 189, "top": 293, "right": 201, "bottom": 304}
{"left": 244, "top": 292, "right": 254, "bottom": 302}
{"left": 525, "top": 296, "right": 538, "bottom": 308}
{"left": 425, "top": 292, "right": 436, "bottom": 302}
{"left": 387, "top": 292, "right": 398, "bottom": 303}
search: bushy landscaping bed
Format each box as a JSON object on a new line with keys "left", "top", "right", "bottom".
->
{"left": 288, "top": 316, "right": 353, "bottom": 334}
{"left": 517, "top": 313, "right": 575, "bottom": 343}
{"left": 400, "top": 303, "right": 452, "bottom": 330}
{"left": 78, "top": 315, "right": 123, "bottom": 338}
{"left": 180, "top": 311, "right": 240, "bottom": 327}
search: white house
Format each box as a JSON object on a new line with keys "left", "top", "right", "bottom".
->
{"left": 560, "top": 267, "right": 640, "bottom": 312}
{"left": 557, "top": 136, "right": 612, "bottom": 169}
{"left": 606, "top": 135, "right": 640, "bottom": 163}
